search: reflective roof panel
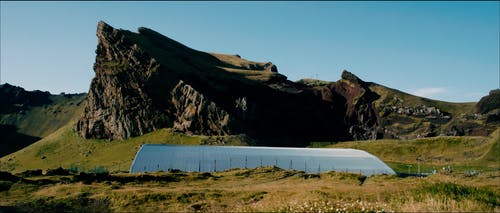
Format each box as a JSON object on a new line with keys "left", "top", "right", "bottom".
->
{"left": 130, "top": 144, "right": 396, "bottom": 176}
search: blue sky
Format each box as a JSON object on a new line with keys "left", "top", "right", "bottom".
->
{"left": 1, "top": 1, "right": 499, "bottom": 102}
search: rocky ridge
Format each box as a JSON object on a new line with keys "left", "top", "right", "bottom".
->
{"left": 76, "top": 21, "right": 497, "bottom": 145}
{"left": 76, "top": 22, "right": 383, "bottom": 144}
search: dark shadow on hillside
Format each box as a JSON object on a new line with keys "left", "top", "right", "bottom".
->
{"left": 0, "top": 83, "right": 52, "bottom": 114}
{"left": 0, "top": 125, "right": 40, "bottom": 157}
{"left": 131, "top": 27, "right": 354, "bottom": 145}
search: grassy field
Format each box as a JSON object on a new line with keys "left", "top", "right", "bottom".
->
{"left": 1, "top": 167, "right": 499, "bottom": 212}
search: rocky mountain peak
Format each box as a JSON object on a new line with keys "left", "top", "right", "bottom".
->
{"left": 76, "top": 22, "right": 293, "bottom": 141}
{"left": 341, "top": 70, "right": 364, "bottom": 84}
{"left": 82, "top": 21, "right": 473, "bottom": 144}
{"left": 97, "top": 21, "right": 112, "bottom": 34}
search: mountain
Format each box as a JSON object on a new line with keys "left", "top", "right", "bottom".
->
{"left": 0, "top": 83, "right": 86, "bottom": 157}
{"left": 1, "top": 21, "right": 497, "bottom": 157}
{"left": 0, "top": 21, "right": 498, "bottom": 172}
{"left": 76, "top": 21, "right": 363, "bottom": 145}
{"left": 75, "top": 21, "right": 496, "bottom": 145}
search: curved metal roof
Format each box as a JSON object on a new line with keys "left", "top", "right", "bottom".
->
{"left": 130, "top": 144, "right": 395, "bottom": 176}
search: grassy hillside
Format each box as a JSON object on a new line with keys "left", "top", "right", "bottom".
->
{"left": 0, "top": 94, "right": 86, "bottom": 138}
{"left": 1, "top": 119, "right": 498, "bottom": 212}
{"left": 478, "top": 128, "right": 500, "bottom": 168}
{"left": 369, "top": 83, "right": 476, "bottom": 115}
{"left": 0, "top": 94, "right": 86, "bottom": 157}
{"left": 2, "top": 124, "right": 498, "bottom": 176}
{"left": 324, "top": 128, "right": 500, "bottom": 173}
{"left": 0, "top": 123, "right": 252, "bottom": 173}
{"left": 368, "top": 83, "right": 493, "bottom": 139}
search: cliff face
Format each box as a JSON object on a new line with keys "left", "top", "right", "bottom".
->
{"left": 170, "top": 80, "right": 231, "bottom": 135}
{"left": 79, "top": 21, "right": 496, "bottom": 144}
{"left": 332, "top": 71, "right": 381, "bottom": 140}
{"left": 76, "top": 21, "right": 382, "bottom": 144}
{"left": 76, "top": 22, "right": 169, "bottom": 139}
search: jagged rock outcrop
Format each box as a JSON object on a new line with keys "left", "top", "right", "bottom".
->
{"left": 79, "top": 21, "right": 497, "bottom": 144}
{"left": 308, "top": 71, "right": 381, "bottom": 140}
{"left": 171, "top": 80, "right": 231, "bottom": 135}
{"left": 336, "top": 71, "right": 381, "bottom": 140}
{"left": 76, "top": 22, "right": 169, "bottom": 140}
{"left": 76, "top": 22, "right": 372, "bottom": 144}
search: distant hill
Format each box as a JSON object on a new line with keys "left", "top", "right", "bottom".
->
{"left": 476, "top": 89, "right": 500, "bottom": 114}
{"left": 476, "top": 89, "right": 500, "bottom": 124}
{"left": 367, "top": 83, "right": 492, "bottom": 139}
{"left": 0, "top": 83, "right": 86, "bottom": 157}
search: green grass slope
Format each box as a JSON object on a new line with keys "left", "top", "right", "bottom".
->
{"left": 0, "top": 94, "right": 87, "bottom": 157}
{"left": 478, "top": 128, "right": 500, "bottom": 168}
{"left": 326, "top": 128, "right": 500, "bottom": 173}
{"left": 0, "top": 94, "right": 86, "bottom": 138}
{"left": 3, "top": 124, "right": 498, "bottom": 175}
{"left": 0, "top": 122, "right": 251, "bottom": 173}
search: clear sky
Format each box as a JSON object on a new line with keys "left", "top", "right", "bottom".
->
{"left": 1, "top": 1, "right": 499, "bottom": 102}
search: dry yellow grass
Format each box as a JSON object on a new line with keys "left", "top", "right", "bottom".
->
{"left": 1, "top": 167, "right": 499, "bottom": 212}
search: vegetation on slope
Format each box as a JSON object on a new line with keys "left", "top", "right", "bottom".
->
{"left": 1, "top": 94, "right": 86, "bottom": 137}
{"left": 0, "top": 167, "right": 498, "bottom": 212}
{"left": 324, "top": 128, "right": 500, "bottom": 173}
{"left": 0, "top": 123, "right": 250, "bottom": 173}
{"left": 369, "top": 83, "right": 476, "bottom": 115}
{"left": 368, "top": 83, "right": 496, "bottom": 139}
{"left": 2, "top": 123, "right": 498, "bottom": 176}
{"left": 0, "top": 88, "right": 86, "bottom": 157}
{"left": 478, "top": 128, "right": 500, "bottom": 168}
